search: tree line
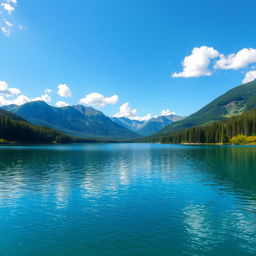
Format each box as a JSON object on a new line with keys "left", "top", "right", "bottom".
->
{"left": 0, "top": 113, "right": 75, "bottom": 144}
{"left": 142, "top": 109, "right": 256, "bottom": 144}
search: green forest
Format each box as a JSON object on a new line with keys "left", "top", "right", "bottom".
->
{"left": 142, "top": 109, "right": 256, "bottom": 145}
{"left": 0, "top": 112, "right": 75, "bottom": 144}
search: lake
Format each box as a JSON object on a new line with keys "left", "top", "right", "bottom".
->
{"left": 0, "top": 143, "right": 256, "bottom": 256}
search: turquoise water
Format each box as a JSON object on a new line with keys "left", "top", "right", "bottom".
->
{"left": 0, "top": 143, "right": 256, "bottom": 256}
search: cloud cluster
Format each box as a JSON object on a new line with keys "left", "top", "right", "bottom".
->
{"left": 1, "top": 0, "right": 23, "bottom": 36}
{"left": 0, "top": 80, "right": 52, "bottom": 106}
{"left": 114, "top": 103, "right": 178, "bottom": 121}
{"left": 79, "top": 92, "right": 119, "bottom": 108}
{"left": 172, "top": 46, "right": 256, "bottom": 83}
{"left": 172, "top": 46, "right": 220, "bottom": 78}
{"left": 161, "top": 109, "right": 176, "bottom": 116}
{"left": 114, "top": 102, "right": 152, "bottom": 121}
{"left": 57, "top": 84, "right": 72, "bottom": 98}
{"left": 56, "top": 101, "right": 70, "bottom": 107}
{"left": 0, "top": 81, "right": 178, "bottom": 123}
{"left": 242, "top": 71, "right": 256, "bottom": 84}
{"left": 215, "top": 48, "right": 256, "bottom": 70}
{"left": 0, "top": 80, "right": 20, "bottom": 97}
{"left": 1, "top": 2, "right": 15, "bottom": 14}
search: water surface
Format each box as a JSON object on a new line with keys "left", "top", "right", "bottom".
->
{"left": 0, "top": 143, "right": 256, "bottom": 256}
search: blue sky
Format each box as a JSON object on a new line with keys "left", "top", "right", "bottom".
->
{"left": 0, "top": 0, "right": 256, "bottom": 120}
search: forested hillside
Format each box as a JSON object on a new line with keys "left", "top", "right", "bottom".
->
{"left": 0, "top": 109, "right": 74, "bottom": 143}
{"left": 157, "top": 79, "right": 256, "bottom": 135}
{"left": 3, "top": 101, "right": 140, "bottom": 140}
{"left": 142, "top": 109, "right": 256, "bottom": 144}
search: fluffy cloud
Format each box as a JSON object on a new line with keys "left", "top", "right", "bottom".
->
{"left": 242, "top": 71, "right": 256, "bottom": 84}
{"left": 7, "top": 0, "right": 17, "bottom": 4}
{"left": 0, "top": 93, "right": 52, "bottom": 106}
{"left": 114, "top": 102, "right": 137, "bottom": 118}
{"left": 114, "top": 102, "right": 152, "bottom": 121}
{"left": 161, "top": 109, "right": 176, "bottom": 116}
{"left": 1, "top": 2, "right": 15, "bottom": 14}
{"left": 215, "top": 48, "right": 256, "bottom": 70}
{"left": 1, "top": 27, "right": 10, "bottom": 36}
{"left": 0, "top": 81, "right": 20, "bottom": 97}
{"left": 79, "top": 92, "right": 119, "bottom": 107}
{"left": 57, "top": 84, "right": 72, "bottom": 98}
{"left": 172, "top": 46, "right": 220, "bottom": 78}
{"left": 1, "top": 0, "right": 23, "bottom": 36}
{"left": 13, "top": 95, "right": 30, "bottom": 105}
{"left": 44, "top": 89, "right": 52, "bottom": 94}
{"left": 56, "top": 101, "right": 70, "bottom": 107}
{"left": 0, "top": 94, "right": 30, "bottom": 106}
{"left": 17, "top": 24, "right": 25, "bottom": 31}
{"left": 33, "top": 94, "right": 51, "bottom": 103}
{"left": 0, "top": 81, "right": 52, "bottom": 106}
{"left": 4, "top": 19, "right": 13, "bottom": 27}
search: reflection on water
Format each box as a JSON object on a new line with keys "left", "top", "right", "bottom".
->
{"left": 0, "top": 144, "right": 256, "bottom": 256}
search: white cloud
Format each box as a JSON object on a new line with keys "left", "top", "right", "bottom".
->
{"left": 1, "top": 26, "right": 10, "bottom": 36}
{"left": 114, "top": 102, "right": 137, "bottom": 118}
{"left": 44, "top": 89, "right": 52, "bottom": 94}
{"left": 0, "top": 94, "right": 30, "bottom": 106}
{"left": 161, "top": 109, "right": 176, "bottom": 116}
{"left": 242, "top": 70, "right": 256, "bottom": 84}
{"left": 0, "top": 81, "right": 52, "bottom": 106}
{"left": 172, "top": 46, "right": 220, "bottom": 78}
{"left": 79, "top": 92, "right": 119, "bottom": 107}
{"left": 0, "top": 1, "right": 23, "bottom": 36}
{"left": 33, "top": 94, "right": 51, "bottom": 103}
{"left": 0, "top": 81, "right": 20, "bottom": 97}
{"left": 57, "top": 84, "right": 72, "bottom": 98}
{"left": 7, "top": 0, "right": 17, "bottom": 4}
{"left": 4, "top": 19, "right": 13, "bottom": 27}
{"left": 1, "top": 3, "right": 15, "bottom": 14}
{"left": 215, "top": 48, "right": 256, "bottom": 70}
{"left": 56, "top": 101, "right": 70, "bottom": 107}
{"left": 17, "top": 24, "right": 25, "bottom": 31}
{"left": 114, "top": 102, "right": 152, "bottom": 121}
{"left": 13, "top": 95, "right": 30, "bottom": 105}
{"left": 0, "top": 93, "right": 52, "bottom": 106}
{"left": 0, "top": 96, "right": 10, "bottom": 105}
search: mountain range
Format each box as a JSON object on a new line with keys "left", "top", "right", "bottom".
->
{"left": 2, "top": 101, "right": 141, "bottom": 141}
{"left": 2, "top": 101, "right": 184, "bottom": 140}
{"left": 156, "top": 79, "right": 256, "bottom": 136}
{"left": 112, "top": 114, "right": 184, "bottom": 136}
{"left": 0, "top": 108, "right": 75, "bottom": 144}
{"left": 1, "top": 79, "right": 256, "bottom": 143}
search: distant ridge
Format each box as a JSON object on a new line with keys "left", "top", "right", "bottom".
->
{"left": 0, "top": 108, "right": 74, "bottom": 144}
{"left": 2, "top": 101, "right": 140, "bottom": 140}
{"left": 156, "top": 79, "right": 256, "bottom": 136}
{"left": 112, "top": 114, "right": 184, "bottom": 136}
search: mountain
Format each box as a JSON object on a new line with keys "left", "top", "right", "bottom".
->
{"left": 0, "top": 108, "right": 26, "bottom": 122}
{"left": 111, "top": 117, "right": 145, "bottom": 132}
{"left": 112, "top": 114, "right": 184, "bottom": 136}
{"left": 139, "top": 115, "right": 184, "bottom": 136}
{"left": 157, "top": 79, "right": 256, "bottom": 136}
{"left": 142, "top": 108, "right": 256, "bottom": 145}
{"left": 0, "top": 108, "right": 74, "bottom": 144}
{"left": 2, "top": 101, "right": 140, "bottom": 140}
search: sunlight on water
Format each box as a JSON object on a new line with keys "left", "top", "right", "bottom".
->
{"left": 0, "top": 144, "right": 256, "bottom": 256}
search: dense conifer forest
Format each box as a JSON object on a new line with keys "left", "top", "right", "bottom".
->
{"left": 141, "top": 109, "right": 256, "bottom": 144}
{"left": 0, "top": 109, "right": 74, "bottom": 143}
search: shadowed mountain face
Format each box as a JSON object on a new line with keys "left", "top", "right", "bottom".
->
{"left": 157, "top": 79, "right": 256, "bottom": 136}
{"left": 112, "top": 114, "right": 184, "bottom": 136}
{"left": 111, "top": 117, "right": 145, "bottom": 132}
{"left": 0, "top": 108, "right": 74, "bottom": 143}
{"left": 2, "top": 101, "right": 141, "bottom": 140}
{"left": 0, "top": 108, "right": 27, "bottom": 122}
